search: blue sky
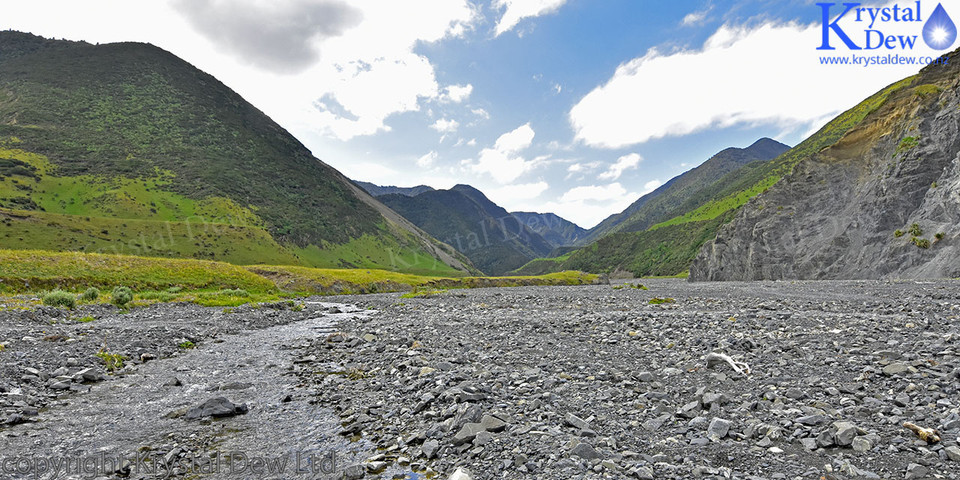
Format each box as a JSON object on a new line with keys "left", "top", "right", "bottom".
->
{"left": 2, "top": 0, "right": 954, "bottom": 227}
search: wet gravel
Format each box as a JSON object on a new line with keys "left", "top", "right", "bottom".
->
{"left": 2, "top": 280, "right": 960, "bottom": 480}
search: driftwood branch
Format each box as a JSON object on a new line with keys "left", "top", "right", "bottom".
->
{"left": 704, "top": 352, "right": 751, "bottom": 376}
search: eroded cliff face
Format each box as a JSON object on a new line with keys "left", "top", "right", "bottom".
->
{"left": 691, "top": 57, "right": 960, "bottom": 281}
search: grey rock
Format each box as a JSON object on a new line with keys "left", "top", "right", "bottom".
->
{"left": 945, "top": 445, "right": 960, "bottom": 462}
{"left": 796, "top": 414, "right": 828, "bottom": 426}
{"left": 631, "top": 466, "right": 655, "bottom": 479}
{"left": 448, "top": 467, "right": 474, "bottom": 480}
{"left": 184, "top": 397, "right": 248, "bottom": 420}
{"left": 905, "top": 463, "right": 929, "bottom": 480}
{"left": 452, "top": 422, "right": 486, "bottom": 446}
{"left": 882, "top": 364, "right": 909, "bottom": 376}
{"left": 422, "top": 439, "right": 440, "bottom": 459}
{"left": 570, "top": 442, "right": 603, "bottom": 460}
{"left": 833, "top": 421, "right": 858, "bottom": 447}
{"left": 707, "top": 418, "right": 731, "bottom": 442}
{"left": 564, "top": 413, "right": 592, "bottom": 431}
{"left": 852, "top": 436, "right": 874, "bottom": 452}
{"left": 480, "top": 414, "right": 507, "bottom": 432}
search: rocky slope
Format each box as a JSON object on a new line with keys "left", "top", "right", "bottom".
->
{"left": 691, "top": 53, "right": 960, "bottom": 281}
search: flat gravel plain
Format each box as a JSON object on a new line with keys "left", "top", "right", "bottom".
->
{"left": 2, "top": 279, "right": 960, "bottom": 480}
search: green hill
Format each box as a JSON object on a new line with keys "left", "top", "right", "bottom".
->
{"left": 378, "top": 185, "right": 554, "bottom": 275}
{"left": 0, "top": 32, "right": 472, "bottom": 276}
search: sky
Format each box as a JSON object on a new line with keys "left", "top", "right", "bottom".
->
{"left": 1, "top": 0, "right": 955, "bottom": 228}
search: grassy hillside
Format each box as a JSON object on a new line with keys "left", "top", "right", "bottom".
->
{"left": 378, "top": 185, "right": 553, "bottom": 275}
{"left": 579, "top": 138, "right": 789, "bottom": 244}
{"left": 0, "top": 32, "right": 467, "bottom": 275}
{"left": 515, "top": 77, "right": 917, "bottom": 277}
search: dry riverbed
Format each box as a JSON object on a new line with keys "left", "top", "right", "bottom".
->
{"left": 2, "top": 280, "right": 960, "bottom": 479}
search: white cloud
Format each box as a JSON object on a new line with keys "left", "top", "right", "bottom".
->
{"left": 493, "top": 0, "right": 567, "bottom": 36}
{"left": 560, "top": 183, "right": 629, "bottom": 203}
{"left": 441, "top": 84, "right": 473, "bottom": 103}
{"left": 641, "top": 180, "right": 663, "bottom": 195}
{"left": 517, "top": 182, "right": 638, "bottom": 228}
{"left": 468, "top": 123, "right": 537, "bottom": 183}
{"left": 430, "top": 118, "right": 460, "bottom": 133}
{"left": 471, "top": 108, "right": 491, "bottom": 119}
{"left": 570, "top": 17, "right": 943, "bottom": 149}
{"left": 417, "top": 151, "right": 439, "bottom": 168}
{"left": 598, "top": 153, "right": 641, "bottom": 181}
{"left": 681, "top": 6, "right": 712, "bottom": 27}
{"left": 487, "top": 181, "right": 550, "bottom": 203}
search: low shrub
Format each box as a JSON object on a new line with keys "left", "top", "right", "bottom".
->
{"left": 43, "top": 290, "right": 76, "bottom": 309}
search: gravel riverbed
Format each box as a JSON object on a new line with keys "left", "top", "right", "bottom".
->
{"left": 2, "top": 279, "right": 960, "bottom": 480}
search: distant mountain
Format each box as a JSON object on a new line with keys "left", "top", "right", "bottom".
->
{"left": 511, "top": 212, "right": 587, "bottom": 249}
{"left": 511, "top": 138, "right": 790, "bottom": 277}
{"left": 0, "top": 31, "right": 473, "bottom": 275}
{"left": 378, "top": 185, "right": 554, "bottom": 275}
{"left": 355, "top": 181, "right": 435, "bottom": 198}
{"left": 692, "top": 51, "right": 960, "bottom": 280}
{"left": 580, "top": 138, "right": 790, "bottom": 244}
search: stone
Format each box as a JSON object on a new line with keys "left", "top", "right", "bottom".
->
{"left": 570, "top": 442, "right": 603, "bottom": 460}
{"left": 833, "top": 421, "right": 858, "bottom": 447}
{"left": 905, "top": 463, "right": 929, "bottom": 480}
{"left": 480, "top": 414, "right": 507, "bottom": 432}
{"left": 796, "top": 414, "right": 828, "bottom": 426}
{"left": 800, "top": 438, "right": 818, "bottom": 451}
{"left": 852, "top": 436, "right": 873, "bottom": 452}
{"left": 473, "top": 430, "right": 494, "bottom": 446}
{"left": 564, "top": 413, "right": 592, "bottom": 431}
{"left": 677, "top": 401, "right": 700, "bottom": 419}
{"left": 343, "top": 464, "right": 365, "bottom": 479}
{"left": 422, "top": 440, "right": 440, "bottom": 459}
{"left": 882, "top": 364, "right": 909, "bottom": 376}
{"left": 184, "top": 397, "right": 248, "bottom": 420}
{"left": 707, "top": 418, "right": 731, "bottom": 442}
{"left": 945, "top": 446, "right": 960, "bottom": 462}
{"left": 448, "top": 467, "right": 474, "bottom": 480}
{"left": 452, "top": 422, "right": 485, "bottom": 446}
{"left": 632, "top": 466, "right": 655, "bottom": 479}
{"left": 638, "top": 371, "right": 655, "bottom": 382}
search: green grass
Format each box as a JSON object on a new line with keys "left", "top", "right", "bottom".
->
{"left": 76, "top": 315, "right": 96, "bottom": 323}
{"left": 0, "top": 249, "right": 598, "bottom": 305}
{"left": 95, "top": 349, "right": 125, "bottom": 372}
{"left": 648, "top": 297, "right": 676, "bottom": 305}
{"left": 897, "top": 136, "right": 920, "bottom": 155}
{"left": 0, "top": 249, "right": 277, "bottom": 293}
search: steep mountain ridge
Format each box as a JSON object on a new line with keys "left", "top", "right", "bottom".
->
{"left": 511, "top": 138, "right": 789, "bottom": 277}
{"left": 580, "top": 138, "right": 789, "bottom": 244}
{"left": 691, "top": 55, "right": 960, "bottom": 281}
{"left": 355, "top": 181, "right": 435, "bottom": 198}
{"left": 510, "top": 211, "right": 587, "bottom": 249}
{"left": 378, "top": 185, "right": 553, "bottom": 275}
{"left": 0, "top": 31, "right": 471, "bottom": 275}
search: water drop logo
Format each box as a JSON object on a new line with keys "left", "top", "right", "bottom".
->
{"left": 923, "top": 3, "right": 957, "bottom": 50}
